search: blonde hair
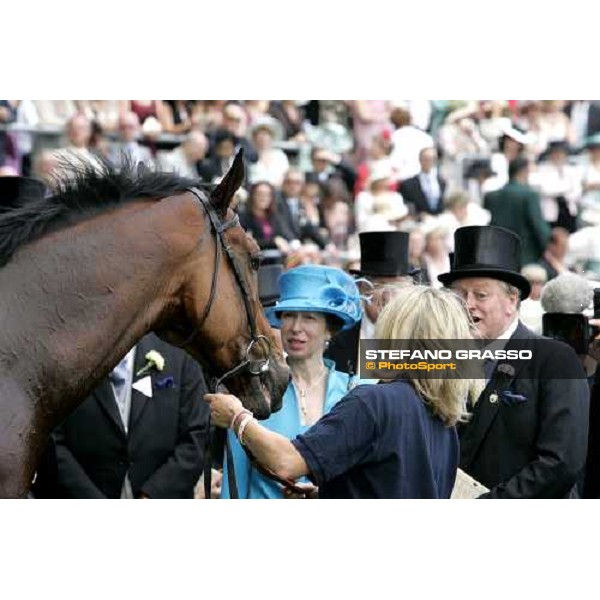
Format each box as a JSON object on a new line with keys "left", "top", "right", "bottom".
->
{"left": 375, "top": 286, "right": 484, "bottom": 426}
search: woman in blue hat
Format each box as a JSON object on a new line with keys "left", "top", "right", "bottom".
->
{"left": 220, "top": 264, "right": 363, "bottom": 499}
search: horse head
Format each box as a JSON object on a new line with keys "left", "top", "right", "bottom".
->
{"left": 158, "top": 151, "right": 289, "bottom": 419}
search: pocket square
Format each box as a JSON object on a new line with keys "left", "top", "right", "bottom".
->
{"left": 155, "top": 375, "right": 175, "bottom": 390}
{"left": 500, "top": 391, "right": 527, "bottom": 405}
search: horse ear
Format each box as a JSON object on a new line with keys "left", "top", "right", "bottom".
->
{"left": 210, "top": 149, "right": 245, "bottom": 215}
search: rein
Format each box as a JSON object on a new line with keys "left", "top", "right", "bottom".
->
{"left": 182, "top": 187, "right": 272, "bottom": 500}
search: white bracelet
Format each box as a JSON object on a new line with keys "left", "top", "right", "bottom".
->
{"left": 234, "top": 413, "right": 252, "bottom": 437}
{"left": 230, "top": 408, "right": 252, "bottom": 430}
{"left": 237, "top": 415, "right": 255, "bottom": 446}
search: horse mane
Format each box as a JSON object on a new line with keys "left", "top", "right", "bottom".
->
{"left": 0, "top": 154, "right": 210, "bottom": 267}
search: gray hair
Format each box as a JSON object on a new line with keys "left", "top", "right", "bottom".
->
{"left": 541, "top": 272, "right": 592, "bottom": 313}
{"left": 499, "top": 281, "right": 521, "bottom": 309}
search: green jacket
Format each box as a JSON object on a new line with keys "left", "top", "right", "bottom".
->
{"left": 484, "top": 181, "right": 551, "bottom": 265}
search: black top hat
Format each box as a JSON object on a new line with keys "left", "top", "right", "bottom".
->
{"left": 350, "top": 231, "right": 420, "bottom": 278}
{"left": 539, "top": 140, "right": 573, "bottom": 162}
{"left": 0, "top": 176, "right": 45, "bottom": 208}
{"left": 258, "top": 250, "right": 285, "bottom": 307}
{"left": 464, "top": 158, "right": 496, "bottom": 180}
{"left": 214, "top": 129, "right": 237, "bottom": 146}
{"left": 438, "top": 226, "right": 530, "bottom": 299}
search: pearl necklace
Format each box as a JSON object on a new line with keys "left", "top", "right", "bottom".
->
{"left": 292, "top": 367, "right": 328, "bottom": 418}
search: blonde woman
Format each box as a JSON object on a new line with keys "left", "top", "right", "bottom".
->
{"left": 205, "top": 286, "right": 479, "bottom": 499}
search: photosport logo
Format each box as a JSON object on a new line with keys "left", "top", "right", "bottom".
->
{"left": 359, "top": 339, "right": 537, "bottom": 380}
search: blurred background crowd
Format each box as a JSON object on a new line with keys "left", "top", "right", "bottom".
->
{"left": 2, "top": 99, "right": 600, "bottom": 324}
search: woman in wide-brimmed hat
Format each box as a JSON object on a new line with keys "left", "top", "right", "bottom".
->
{"left": 220, "top": 264, "right": 363, "bottom": 499}
{"left": 248, "top": 117, "right": 289, "bottom": 187}
{"left": 484, "top": 123, "right": 532, "bottom": 194}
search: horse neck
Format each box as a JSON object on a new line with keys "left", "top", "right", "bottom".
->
{"left": 0, "top": 201, "right": 190, "bottom": 414}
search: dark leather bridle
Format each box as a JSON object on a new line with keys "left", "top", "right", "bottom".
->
{"left": 181, "top": 187, "right": 273, "bottom": 499}
{"left": 180, "top": 187, "right": 272, "bottom": 378}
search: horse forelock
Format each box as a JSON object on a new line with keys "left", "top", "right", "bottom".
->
{"left": 0, "top": 154, "right": 209, "bottom": 268}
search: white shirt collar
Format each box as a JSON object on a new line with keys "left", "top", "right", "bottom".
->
{"left": 497, "top": 317, "right": 519, "bottom": 340}
{"left": 425, "top": 166, "right": 438, "bottom": 176}
{"left": 483, "top": 317, "right": 519, "bottom": 354}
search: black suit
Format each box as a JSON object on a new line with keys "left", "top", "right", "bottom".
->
{"left": 399, "top": 172, "right": 446, "bottom": 216}
{"left": 276, "top": 193, "right": 328, "bottom": 249}
{"left": 276, "top": 193, "right": 303, "bottom": 241}
{"left": 324, "top": 322, "right": 361, "bottom": 375}
{"left": 459, "top": 322, "right": 589, "bottom": 498}
{"left": 41, "top": 334, "right": 209, "bottom": 499}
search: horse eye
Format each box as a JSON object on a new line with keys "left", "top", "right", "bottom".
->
{"left": 250, "top": 256, "right": 261, "bottom": 271}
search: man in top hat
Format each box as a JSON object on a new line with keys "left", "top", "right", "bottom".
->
{"left": 325, "top": 231, "right": 418, "bottom": 374}
{"left": 439, "top": 225, "right": 589, "bottom": 498}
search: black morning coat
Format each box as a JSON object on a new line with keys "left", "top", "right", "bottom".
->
{"left": 459, "top": 322, "right": 589, "bottom": 498}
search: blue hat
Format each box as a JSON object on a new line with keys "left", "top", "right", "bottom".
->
{"left": 265, "top": 265, "right": 362, "bottom": 331}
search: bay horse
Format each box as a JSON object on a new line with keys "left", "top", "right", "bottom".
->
{"left": 0, "top": 151, "right": 289, "bottom": 498}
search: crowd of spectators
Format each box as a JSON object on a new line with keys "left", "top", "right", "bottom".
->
{"left": 3, "top": 99, "right": 600, "bottom": 288}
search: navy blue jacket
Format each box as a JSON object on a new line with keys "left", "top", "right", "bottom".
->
{"left": 293, "top": 380, "right": 458, "bottom": 499}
